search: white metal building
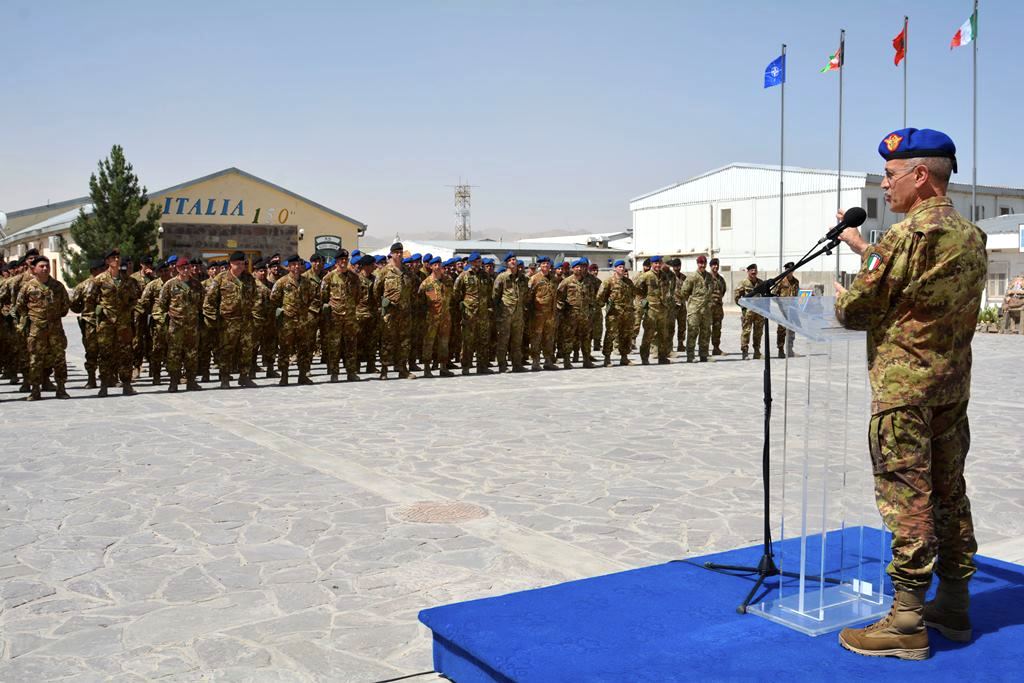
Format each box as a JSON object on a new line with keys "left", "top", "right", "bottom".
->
{"left": 630, "top": 163, "right": 1024, "bottom": 276}
{"left": 977, "top": 213, "right": 1024, "bottom": 308}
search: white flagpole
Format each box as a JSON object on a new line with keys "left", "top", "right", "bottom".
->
{"left": 779, "top": 44, "right": 786, "bottom": 273}
{"left": 835, "top": 29, "right": 845, "bottom": 279}
{"left": 903, "top": 16, "right": 908, "bottom": 128}
{"left": 972, "top": 0, "right": 978, "bottom": 220}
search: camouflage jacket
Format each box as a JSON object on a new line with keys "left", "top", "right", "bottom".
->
{"left": 557, "top": 275, "right": 592, "bottom": 316}
{"left": 596, "top": 274, "right": 635, "bottom": 315}
{"left": 583, "top": 272, "right": 601, "bottom": 314}
{"left": 419, "top": 274, "right": 453, "bottom": 320}
{"left": 321, "top": 268, "right": 361, "bottom": 317}
{"left": 255, "top": 278, "right": 274, "bottom": 324}
{"left": 836, "top": 196, "right": 987, "bottom": 412}
{"left": 204, "top": 270, "right": 258, "bottom": 323}
{"left": 634, "top": 269, "right": 670, "bottom": 310}
{"left": 136, "top": 277, "right": 165, "bottom": 319}
{"left": 14, "top": 277, "right": 69, "bottom": 333}
{"left": 453, "top": 268, "right": 490, "bottom": 318}
{"left": 528, "top": 271, "right": 558, "bottom": 311}
{"left": 130, "top": 269, "right": 155, "bottom": 293}
{"left": 69, "top": 277, "right": 94, "bottom": 319}
{"left": 356, "top": 271, "right": 377, "bottom": 320}
{"left": 775, "top": 275, "right": 800, "bottom": 297}
{"left": 680, "top": 270, "right": 713, "bottom": 314}
{"left": 271, "top": 273, "right": 317, "bottom": 321}
{"left": 708, "top": 273, "right": 727, "bottom": 309}
{"left": 492, "top": 270, "right": 529, "bottom": 319}
{"left": 374, "top": 263, "right": 414, "bottom": 313}
{"left": 734, "top": 276, "right": 765, "bottom": 320}
{"left": 85, "top": 271, "right": 141, "bottom": 327}
{"left": 155, "top": 276, "right": 202, "bottom": 327}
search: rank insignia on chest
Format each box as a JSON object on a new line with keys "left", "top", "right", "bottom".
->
{"left": 866, "top": 253, "right": 884, "bottom": 272}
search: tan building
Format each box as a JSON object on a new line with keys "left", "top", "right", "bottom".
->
{"left": 1, "top": 167, "right": 366, "bottom": 281}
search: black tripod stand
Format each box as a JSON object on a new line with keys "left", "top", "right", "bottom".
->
{"left": 703, "top": 238, "right": 844, "bottom": 614}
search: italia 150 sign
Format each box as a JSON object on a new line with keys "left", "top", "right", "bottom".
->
{"left": 161, "top": 197, "right": 294, "bottom": 225}
{"left": 314, "top": 235, "right": 343, "bottom": 257}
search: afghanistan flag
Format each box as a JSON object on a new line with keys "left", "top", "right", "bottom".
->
{"left": 950, "top": 11, "right": 977, "bottom": 49}
{"left": 820, "top": 45, "right": 842, "bottom": 72}
{"left": 893, "top": 23, "right": 906, "bottom": 65}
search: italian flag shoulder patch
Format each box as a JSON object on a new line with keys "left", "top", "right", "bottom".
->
{"left": 866, "top": 253, "right": 884, "bottom": 272}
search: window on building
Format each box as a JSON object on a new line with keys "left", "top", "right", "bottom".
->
{"left": 973, "top": 205, "right": 985, "bottom": 220}
{"left": 1000, "top": 206, "right": 1013, "bottom": 216}
{"left": 867, "top": 197, "right": 878, "bottom": 219}
{"left": 720, "top": 208, "right": 732, "bottom": 229}
{"left": 987, "top": 263, "right": 1009, "bottom": 298}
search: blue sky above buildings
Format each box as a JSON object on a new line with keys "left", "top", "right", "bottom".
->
{"left": 2, "top": 0, "right": 1020, "bottom": 239}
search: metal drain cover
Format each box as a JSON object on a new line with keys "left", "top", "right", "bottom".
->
{"left": 395, "top": 501, "right": 489, "bottom": 524}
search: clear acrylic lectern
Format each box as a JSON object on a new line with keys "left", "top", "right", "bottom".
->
{"left": 740, "top": 295, "right": 892, "bottom": 636}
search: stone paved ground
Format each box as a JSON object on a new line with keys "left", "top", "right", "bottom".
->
{"left": 1, "top": 315, "right": 1022, "bottom": 681}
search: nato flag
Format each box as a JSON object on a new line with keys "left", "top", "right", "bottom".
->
{"left": 764, "top": 54, "right": 785, "bottom": 88}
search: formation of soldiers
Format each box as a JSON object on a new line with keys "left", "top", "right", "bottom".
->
{"left": 1, "top": 241, "right": 801, "bottom": 400}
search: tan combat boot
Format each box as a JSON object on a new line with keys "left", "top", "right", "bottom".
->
{"left": 839, "top": 589, "right": 930, "bottom": 660}
{"left": 923, "top": 579, "right": 972, "bottom": 642}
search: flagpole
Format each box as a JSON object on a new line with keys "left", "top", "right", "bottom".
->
{"left": 835, "top": 29, "right": 845, "bottom": 279}
{"left": 903, "top": 16, "right": 908, "bottom": 128}
{"left": 972, "top": 0, "right": 978, "bottom": 221}
{"left": 779, "top": 43, "right": 786, "bottom": 273}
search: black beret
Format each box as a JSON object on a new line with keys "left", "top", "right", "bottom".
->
{"left": 229, "top": 251, "right": 245, "bottom": 262}
{"left": 309, "top": 252, "right": 325, "bottom": 262}
{"left": 357, "top": 254, "right": 374, "bottom": 266}
{"left": 337, "top": 249, "right": 350, "bottom": 258}
{"left": 140, "top": 255, "right": 154, "bottom": 266}
{"left": 390, "top": 242, "right": 404, "bottom": 253}
{"left": 30, "top": 255, "right": 49, "bottom": 266}
{"left": 119, "top": 256, "right": 131, "bottom": 269}
{"left": 252, "top": 258, "right": 266, "bottom": 269}
{"left": 190, "top": 257, "right": 203, "bottom": 266}
{"left": 105, "top": 249, "right": 120, "bottom": 260}
{"left": 746, "top": 263, "right": 758, "bottom": 270}
{"left": 25, "top": 248, "right": 40, "bottom": 258}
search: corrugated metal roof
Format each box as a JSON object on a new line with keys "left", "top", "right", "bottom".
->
{"left": 977, "top": 213, "right": 1024, "bottom": 235}
{"left": 405, "top": 239, "right": 628, "bottom": 253}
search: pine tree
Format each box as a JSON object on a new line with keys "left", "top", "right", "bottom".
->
{"left": 61, "top": 145, "right": 162, "bottom": 284}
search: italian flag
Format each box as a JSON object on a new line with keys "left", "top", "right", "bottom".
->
{"left": 820, "top": 46, "right": 842, "bottom": 73}
{"left": 950, "top": 12, "right": 977, "bottom": 49}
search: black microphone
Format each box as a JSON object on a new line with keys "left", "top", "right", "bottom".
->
{"left": 818, "top": 206, "right": 867, "bottom": 244}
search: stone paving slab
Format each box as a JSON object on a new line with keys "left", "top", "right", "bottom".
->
{"left": 0, "top": 315, "right": 1021, "bottom": 681}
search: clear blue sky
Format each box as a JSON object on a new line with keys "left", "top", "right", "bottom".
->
{"left": 2, "top": 0, "right": 1021, "bottom": 240}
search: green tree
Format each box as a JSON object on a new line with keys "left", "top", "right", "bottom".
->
{"left": 61, "top": 144, "right": 162, "bottom": 284}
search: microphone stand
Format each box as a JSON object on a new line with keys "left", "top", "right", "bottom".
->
{"left": 702, "top": 237, "right": 844, "bottom": 614}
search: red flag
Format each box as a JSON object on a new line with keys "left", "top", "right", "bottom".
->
{"left": 892, "top": 24, "right": 906, "bottom": 66}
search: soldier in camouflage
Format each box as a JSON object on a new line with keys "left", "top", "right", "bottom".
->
{"left": 556, "top": 260, "right": 595, "bottom": 369}
{"left": 708, "top": 258, "right": 727, "bottom": 356}
{"left": 204, "top": 251, "right": 260, "bottom": 388}
{"left": 419, "top": 256, "right": 455, "bottom": 378}
{"left": 835, "top": 128, "right": 987, "bottom": 661}
{"left": 454, "top": 252, "right": 493, "bottom": 376}
{"left": 596, "top": 259, "right": 634, "bottom": 366}
{"left": 130, "top": 255, "right": 157, "bottom": 379}
{"left": 355, "top": 255, "right": 379, "bottom": 374}
{"left": 679, "top": 255, "right": 713, "bottom": 362}
{"left": 320, "top": 249, "right": 362, "bottom": 382}
{"left": 586, "top": 263, "right": 603, "bottom": 353}
{"left": 13, "top": 256, "right": 70, "bottom": 400}
{"left": 252, "top": 260, "right": 279, "bottom": 378}
{"left": 374, "top": 243, "right": 417, "bottom": 380}
{"left": 68, "top": 259, "right": 105, "bottom": 388}
{"left": 633, "top": 255, "right": 670, "bottom": 365}
{"left": 85, "top": 251, "right": 142, "bottom": 396}
{"left": 527, "top": 256, "right": 559, "bottom": 371}
{"left": 493, "top": 252, "right": 530, "bottom": 373}
{"left": 135, "top": 259, "right": 171, "bottom": 384}
{"left": 668, "top": 258, "right": 687, "bottom": 352}
{"left": 154, "top": 259, "right": 204, "bottom": 392}
{"left": 271, "top": 254, "right": 318, "bottom": 385}
{"left": 734, "top": 263, "right": 764, "bottom": 360}
{"left": 773, "top": 263, "right": 800, "bottom": 358}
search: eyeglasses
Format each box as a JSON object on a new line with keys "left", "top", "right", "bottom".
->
{"left": 884, "top": 166, "right": 920, "bottom": 182}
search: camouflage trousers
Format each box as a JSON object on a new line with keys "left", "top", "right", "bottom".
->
{"left": 639, "top": 308, "right": 668, "bottom": 361}
{"left": 132, "top": 313, "right": 152, "bottom": 369}
{"left": 96, "top": 321, "right": 134, "bottom": 386}
{"left": 356, "top": 315, "right": 376, "bottom": 369}
{"left": 675, "top": 306, "right": 688, "bottom": 349}
{"left": 777, "top": 325, "right": 795, "bottom": 354}
{"left": 591, "top": 309, "right": 603, "bottom": 351}
{"left": 78, "top": 320, "right": 99, "bottom": 374}
{"left": 740, "top": 312, "right": 764, "bottom": 353}
{"left": 495, "top": 312, "right": 525, "bottom": 369}
{"left": 602, "top": 310, "right": 633, "bottom": 359}
{"left": 199, "top": 321, "right": 216, "bottom": 377}
{"left": 217, "top": 317, "right": 255, "bottom": 377}
{"left": 685, "top": 309, "right": 711, "bottom": 359}
{"left": 560, "top": 311, "right": 592, "bottom": 362}
{"left": 422, "top": 313, "right": 451, "bottom": 367}
{"left": 869, "top": 401, "right": 977, "bottom": 592}
{"left": 461, "top": 312, "right": 489, "bottom": 371}
{"left": 379, "top": 307, "right": 410, "bottom": 370}
{"left": 166, "top": 320, "right": 199, "bottom": 377}
{"left": 632, "top": 301, "right": 646, "bottom": 344}
{"left": 256, "top": 320, "right": 276, "bottom": 369}
{"left": 409, "top": 310, "right": 425, "bottom": 365}
{"left": 710, "top": 305, "right": 724, "bottom": 351}
{"left": 277, "top": 316, "right": 313, "bottom": 375}
{"left": 26, "top": 325, "right": 67, "bottom": 384}
{"left": 529, "top": 307, "right": 557, "bottom": 366}
{"left": 324, "top": 312, "right": 359, "bottom": 375}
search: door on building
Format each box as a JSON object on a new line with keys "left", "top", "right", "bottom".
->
{"left": 201, "top": 249, "right": 262, "bottom": 270}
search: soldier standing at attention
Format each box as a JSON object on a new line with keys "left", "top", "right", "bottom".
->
{"left": 632, "top": 257, "right": 652, "bottom": 350}
{"left": 493, "top": 252, "right": 529, "bottom": 373}
{"left": 205, "top": 251, "right": 259, "bottom": 389}
{"left": 453, "top": 252, "right": 492, "bottom": 376}
{"left": 708, "top": 258, "right": 727, "bottom": 356}
{"left": 419, "top": 256, "right": 455, "bottom": 378}
{"left": 586, "top": 262, "right": 603, "bottom": 353}
{"left": 407, "top": 253, "right": 427, "bottom": 372}
{"left": 155, "top": 258, "right": 203, "bottom": 392}
{"left": 303, "top": 253, "right": 327, "bottom": 361}
{"left": 252, "top": 259, "right": 279, "bottom": 378}
{"left": 130, "top": 255, "right": 156, "bottom": 379}
{"left": 774, "top": 262, "right": 800, "bottom": 358}
{"left": 85, "top": 251, "right": 142, "bottom": 396}
{"left": 734, "top": 263, "right": 764, "bottom": 360}
{"left": 527, "top": 256, "right": 559, "bottom": 371}
{"left": 197, "top": 260, "right": 219, "bottom": 383}
{"left": 69, "top": 258, "right": 105, "bottom": 388}
{"left": 320, "top": 249, "right": 362, "bottom": 382}
{"left": 834, "top": 129, "right": 987, "bottom": 661}
{"left": 135, "top": 259, "right": 171, "bottom": 384}
{"left": 679, "top": 254, "right": 713, "bottom": 362}
{"left": 374, "top": 242, "right": 417, "bottom": 380}
{"left": 354, "top": 255, "right": 379, "bottom": 374}
{"left": 556, "top": 259, "right": 595, "bottom": 369}
{"left": 14, "top": 256, "right": 70, "bottom": 400}
{"left": 634, "top": 255, "right": 670, "bottom": 365}
{"left": 271, "top": 255, "right": 318, "bottom": 385}
{"left": 669, "top": 258, "right": 687, "bottom": 352}
{"left": 596, "top": 259, "right": 635, "bottom": 366}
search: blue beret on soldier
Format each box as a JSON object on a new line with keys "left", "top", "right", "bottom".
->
{"left": 468, "top": 251, "right": 481, "bottom": 261}
{"left": 503, "top": 251, "right": 516, "bottom": 262}
{"left": 496, "top": 265, "right": 507, "bottom": 274}
{"left": 483, "top": 257, "right": 494, "bottom": 265}
{"left": 165, "top": 254, "right": 178, "bottom": 266}
{"left": 878, "top": 128, "right": 958, "bottom": 173}
{"left": 375, "top": 255, "right": 386, "bottom": 263}
{"left": 430, "top": 256, "right": 442, "bottom": 265}
{"left": 650, "top": 255, "right": 662, "bottom": 263}
{"left": 411, "top": 253, "right": 422, "bottom": 261}
{"left": 536, "top": 255, "right": 551, "bottom": 264}
{"left": 613, "top": 259, "right": 625, "bottom": 267}
{"left": 423, "top": 253, "right": 432, "bottom": 262}
{"left": 402, "top": 256, "right": 413, "bottom": 264}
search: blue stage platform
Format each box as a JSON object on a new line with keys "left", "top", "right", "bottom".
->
{"left": 419, "top": 531, "right": 1024, "bottom": 682}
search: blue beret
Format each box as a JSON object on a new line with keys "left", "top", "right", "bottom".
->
{"left": 482, "top": 258, "right": 494, "bottom": 265}
{"left": 468, "top": 251, "right": 481, "bottom": 261}
{"left": 463, "top": 263, "right": 472, "bottom": 271}
{"left": 878, "top": 128, "right": 958, "bottom": 173}
{"left": 496, "top": 265, "right": 507, "bottom": 274}
{"left": 502, "top": 251, "right": 516, "bottom": 262}
{"left": 571, "top": 258, "right": 584, "bottom": 268}
{"left": 536, "top": 255, "right": 551, "bottom": 264}
{"left": 350, "top": 250, "right": 361, "bottom": 259}
{"left": 650, "top": 255, "right": 663, "bottom": 263}
{"left": 303, "top": 261, "right": 311, "bottom": 270}
{"left": 411, "top": 253, "right": 422, "bottom": 261}
{"left": 516, "top": 259, "right": 525, "bottom": 267}
{"left": 430, "top": 256, "right": 442, "bottom": 265}
{"left": 374, "top": 255, "right": 387, "bottom": 263}
{"left": 402, "top": 256, "right": 413, "bottom": 263}
{"left": 325, "top": 259, "right": 336, "bottom": 269}
{"left": 578, "top": 256, "right": 589, "bottom": 264}
{"left": 613, "top": 259, "right": 625, "bottom": 267}
{"left": 165, "top": 255, "right": 178, "bottom": 265}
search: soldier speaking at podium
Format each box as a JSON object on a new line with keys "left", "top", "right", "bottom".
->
{"left": 833, "top": 128, "right": 987, "bottom": 660}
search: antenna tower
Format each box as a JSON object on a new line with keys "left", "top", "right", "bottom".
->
{"left": 448, "top": 181, "right": 476, "bottom": 240}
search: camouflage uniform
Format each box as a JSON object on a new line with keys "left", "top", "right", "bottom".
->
{"left": 136, "top": 276, "right": 166, "bottom": 381}
{"left": 584, "top": 270, "right": 602, "bottom": 352}
{"left": 130, "top": 269, "right": 156, "bottom": 372}
{"left": 271, "top": 272, "right": 317, "bottom": 381}
{"left": 155, "top": 276, "right": 203, "bottom": 386}
{"left": 68, "top": 276, "right": 99, "bottom": 386}
{"left": 356, "top": 270, "right": 378, "bottom": 372}
{"left": 1001, "top": 275, "right": 1024, "bottom": 334}
{"left": 374, "top": 262, "right": 416, "bottom": 376}
{"left": 85, "top": 271, "right": 141, "bottom": 389}
{"left": 302, "top": 267, "right": 326, "bottom": 359}
{"left": 596, "top": 273, "right": 635, "bottom": 363}
{"left": 774, "top": 274, "right": 800, "bottom": 355}
{"left": 321, "top": 267, "right": 362, "bottom": 379}
{"left": 408, "top": 266, "right": 428, "bottom": 368}
{"left": 836, "top": 196, "right": 987, "bottom": 592}
{"left": 633, "top": 268, "right": 670, "bottom": 363}
{"left": 198, "top": 277, "right": 218, "bottom": 381}
{"left": 493, "top": 269, "right": 529, "bottom": 372}
{"left": 672, "top": 270, "right": 687, "bottom": 351}
{"left": 708, "top": 272, "right": 727, "bottom": 354}
{"left": 680, "top": 269, "right": 713, "bottom": 361}
{"left": 5, "top": 271, "right": 33, "bottom": 383}
{"left": 254, "top": 278, "right": 277, "bottom": 374}
{"left": 204, "top": 269, "right": 259, "bottom": 384}
{"left": 14, "top": 276, "right": 70, "bottom": 394}
{"left": 734, "top": 275, "right": 765, "bottom": 357}
{"left": 454, "top": 267, "right": 491, "bottom": 373}
{"left": 419, "top": 273, "right": 453, "bottom": 373}
{"left": 527, "top": 270, "right": 558, "bottom": 370}
{"left": 556, "top": 274, "right": 594, "bottom": 367}
{"left": 0, "top": 274, "right": 14, "bottom": 380}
